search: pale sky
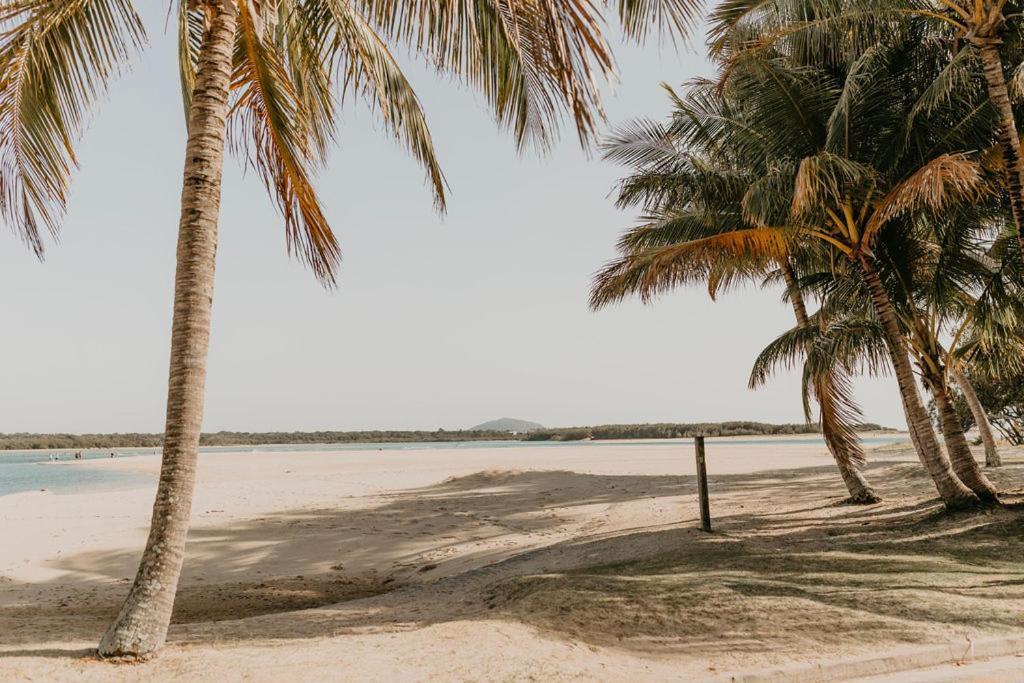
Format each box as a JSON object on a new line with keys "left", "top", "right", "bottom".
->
{"left": 0, "top": 6, "right": 904, "bottom": 433}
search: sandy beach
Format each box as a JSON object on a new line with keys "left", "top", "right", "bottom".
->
{"left": 2, "top": 437, "right": 1023, "bottom": 681}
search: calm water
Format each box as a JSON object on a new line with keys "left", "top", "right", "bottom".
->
{"left": 0, "top": 435, "right": 905, "bottom": 497}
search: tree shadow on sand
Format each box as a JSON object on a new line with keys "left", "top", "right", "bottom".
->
{"left": 2, "top": 454, "right": 1023, "bottom": 663}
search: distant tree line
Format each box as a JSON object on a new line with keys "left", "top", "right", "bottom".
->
{"left": 0, "top": 429, "right": 515, "bottom": 451}
{"left": 0, "top": 421, "right": 890, "bottom": 451}
{"left": 524, "top": 422, "right": 891, "bottom": 442}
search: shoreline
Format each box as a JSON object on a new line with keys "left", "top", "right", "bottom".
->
{"left": 0, "top": 429, "right": 910, "bottom": 456}
{"left": 41, "top": 434, "right": 895, "bottom": 476}
{"left": 1, "top": 433, "right": 912, "bottom": 499}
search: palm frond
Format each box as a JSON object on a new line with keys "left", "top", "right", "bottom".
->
{"left": 865, "top": 152, "right": 985, "bottom": 243}
{"left": 617, "top": 0, "right": 702, "bottom": 43}
{"left": 231, "top": 0, "right": 341, "bottom": 285}
{"left": 905, "top": 45, "right": 976, "bottom": 127}
{"left": 318, "top": 0, "right": 446, "bottom": 209}
{"left": 791, "top": 151, "right": 876, "bottom": 217}
{"left": 601, "top": 117, "right": 680, "bottom": 169}
{"left": 748, "top": 322, "right": 820, "bottom": 388}
{"left": 824, "top": 45, "right": 884, "bottom": 155}
{"left": 815, "top": 368, "right": 866, "bottom": 468}
{"left": 591, "top": 225, "right": 787, "bottom": 309}
{"left": 0, "top": 0, "right": 145, "bottom": 254}
{"left": 348, "top": 0, "right": 614, "bottom": 148}
{"left": 177, "top": 1, "right": 204, "bottom": 117}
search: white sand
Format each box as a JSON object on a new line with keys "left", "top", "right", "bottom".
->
{"left": 3, "top": 437, "right": 1023, "bottom": 681}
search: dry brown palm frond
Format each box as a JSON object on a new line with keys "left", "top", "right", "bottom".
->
{"left": 864, "top": 152, "right": 986, "bottom": 245}
{"left": 791, "top": 152, "right": 875, "bottom": 219}
{"left": 590, "top": 226, "right": 789, "bottom": 309}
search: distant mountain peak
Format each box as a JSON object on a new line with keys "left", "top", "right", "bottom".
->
{"left": 470, "top": 417, "right": 544, "bottom": 433}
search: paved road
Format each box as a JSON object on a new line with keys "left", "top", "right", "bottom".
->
{"left": 852, "top": 654, "right": 1024, "bottom": 682}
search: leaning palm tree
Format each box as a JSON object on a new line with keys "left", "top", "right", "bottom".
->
{"left": 953, "top": 362, "right": 1003, "bottom": 466}
{"left": 890, "top": 215, "right": 1004, "bottom": 491}
{"left": 765, "top": 257, "right": 882, "bottom": 502}
{"left": 956, "top": 290, "right": 1024, "bottom": 446}
{"left": 786, "top": 221, "right": 1002, "bottom": 500}
{"left": 749, "top": 287, "right": 893, "bottom": 501}
{"left": 1, "top": 0, "right": 697, "bottom": 659}
{"left": 589, "top": 132, "right": 880, "bottom": 502}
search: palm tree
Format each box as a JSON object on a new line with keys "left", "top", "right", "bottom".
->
{"left": 772, "top": 259, "right": 880, "bottom": 503}
{"left": 708, "top": 0, "right": 1024, "bottom": 254}
{"left": 1, "top": 0, "right": 697, "bottom": 659}
{"left": 750, "top": 275, "right": 893, "bottom": 504}
{"left": 957, "top": 326, "right": 1024, "bottom": 445}
{"left": 595, "top": 41, "right": 1000, "bottom": 507}
{"left": 760, "top": 210, "right": 1009, "bottom": 496}
{"left": 592, "top": 118, "right": 880, "bottom": 503}
{"left": 799, "top": 221, "right": 1002, "bottom": 500}
{"left": 952, "top": 364, "right": 1002, "bottom": 466}
{"left": 954, "top": 362, "right": 1003, "bottom": 464}
{"left": 890, "top": 220, "right": 1001, "bottom": 497}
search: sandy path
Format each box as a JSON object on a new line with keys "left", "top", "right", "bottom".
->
{"left": 3, "top": 437, "right": 1023, "bottom": 681}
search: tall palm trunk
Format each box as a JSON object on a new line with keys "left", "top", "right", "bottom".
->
{"left": 98, "top": 2, "right": 238, "bottom": 658}
{"left": 950, "top": 364, "right": 1002, "bottom": 467}
{"left": 977, "top": 42, "right": 1024, "bottom": 253}
{"left": 858, "top": 257, "right": 979, "bottom": 509}
{"left": 922, "top": 364, "right": 999, "bottom": 502}
{"left": 782, "top": 262, "right": 879, "bottom": 503}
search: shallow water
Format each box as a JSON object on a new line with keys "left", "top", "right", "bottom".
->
{"left": 0, "top": 435, "right": 905, "bottom": 497}
{"left": 0, "top": 450, "right": 154, "bottom": 497}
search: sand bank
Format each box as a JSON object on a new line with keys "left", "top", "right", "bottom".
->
{"left": 2, "top": 437, "right": 1023, "bottom": 681}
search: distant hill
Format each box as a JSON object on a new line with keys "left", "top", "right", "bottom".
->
{"left": 469, "top": 418, "right": 545, "bottom": 432}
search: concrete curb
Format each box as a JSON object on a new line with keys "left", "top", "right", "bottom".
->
{"left": 718, "top": 635, "right": 1024, "bottom": 682}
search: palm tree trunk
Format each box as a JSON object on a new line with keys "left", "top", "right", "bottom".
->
{"left": 923, "top": 366, "right": 999, "bottom": 502}
{"left": 950, "top": 364, "right": 1002, "bottom": 467}
{"left": 977, "top": 42, "right": 1024, "bottom": 253}
{"left": 98, "top": 2, "right": 238, "bottom": 659}
{"left": 782, "top": 262, "right": 879, "bottom": 503}
{"left": 858, "top": 257, "right": 978, "bottom": 509}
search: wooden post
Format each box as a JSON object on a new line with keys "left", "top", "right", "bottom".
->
{"left": 695, "top": 435, "right": 711, "bottom": 532}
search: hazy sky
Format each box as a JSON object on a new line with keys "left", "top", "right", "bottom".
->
{"left": 0, "top": 7, "right": 905, "bottom": 433}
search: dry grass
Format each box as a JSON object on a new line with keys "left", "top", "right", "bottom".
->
{"left": 482, "top": 453, "right": 1024, "bottom": 669}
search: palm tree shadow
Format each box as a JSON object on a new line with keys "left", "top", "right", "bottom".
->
{"left": 2, "top": 648, "right": 95, "bottom": 659}
{"left": 2, "top": 456, "right": 1022, "bottom": 660}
